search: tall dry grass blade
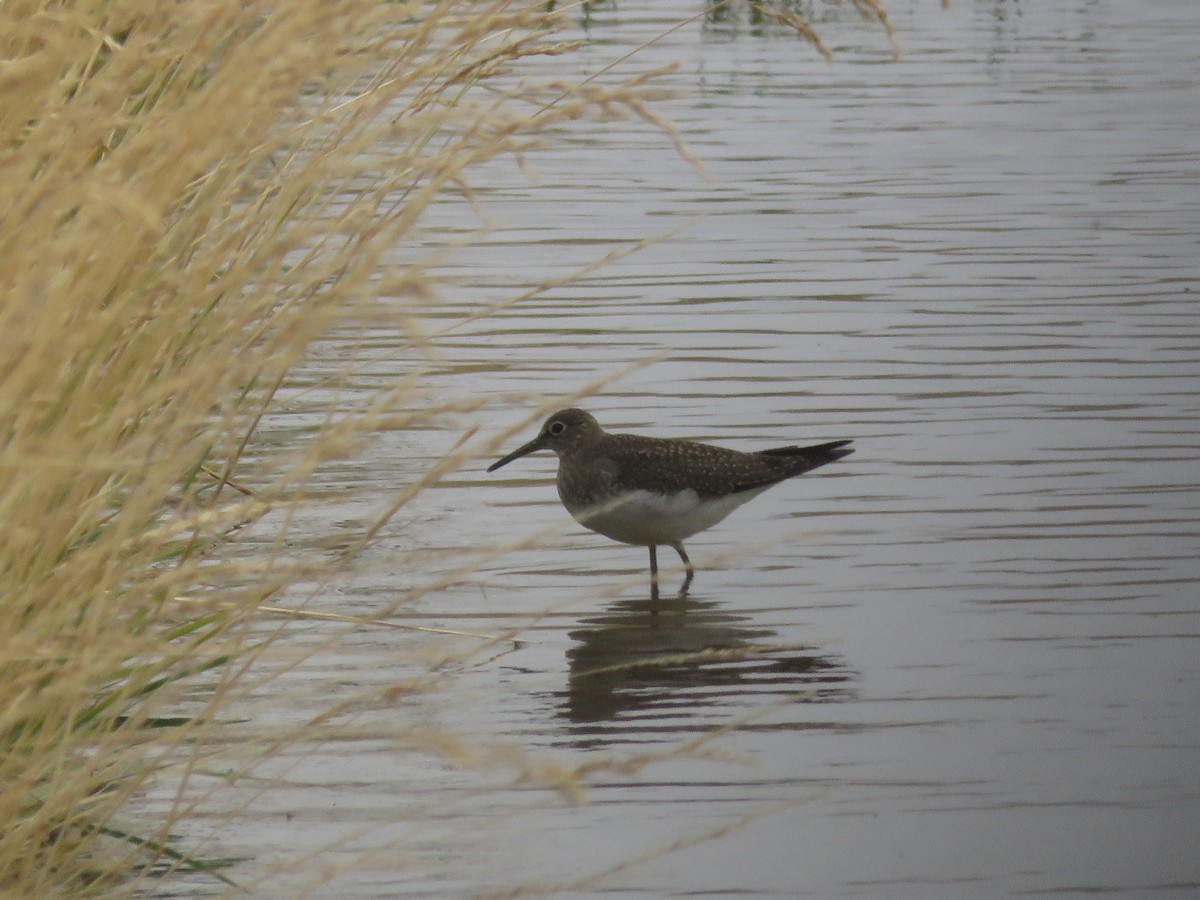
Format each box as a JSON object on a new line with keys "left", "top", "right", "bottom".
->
{"left": 751, "top": 4, "right": 835, "bottom": 62}
{"left": 846, "top": 0, "right": 902, "bottom": 58}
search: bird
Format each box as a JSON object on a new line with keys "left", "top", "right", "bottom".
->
{"left": 487, "top": 408, "right": 853, "bottom": 597}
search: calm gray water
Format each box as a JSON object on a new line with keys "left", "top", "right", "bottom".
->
{"left": 162, "top": 1, "right": 1200, "bottom": 896}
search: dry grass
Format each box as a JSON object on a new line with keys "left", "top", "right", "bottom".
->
{"left": 0, "top": 0, "right": 677, "bottom": 893}
{"left": 1, "top": 0, "right": 895, "bottom": 894}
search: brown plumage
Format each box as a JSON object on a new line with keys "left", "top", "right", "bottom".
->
{"left": 488, "top": 408, "right": 853, "bottom": 596}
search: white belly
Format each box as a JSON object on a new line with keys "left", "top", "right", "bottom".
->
{"left": 566, "top": 487, "right": 770, "bottom": 546}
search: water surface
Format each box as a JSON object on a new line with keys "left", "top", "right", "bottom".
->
{"left": 164, "top": 2, "right": 1200, "bottom": 896}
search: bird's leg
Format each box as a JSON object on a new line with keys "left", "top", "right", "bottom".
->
{"left": 671, "top": 542, "right": 694, "bottom": 595}
{"left": 648, "top": 544, "right": 660, "bottom": 601}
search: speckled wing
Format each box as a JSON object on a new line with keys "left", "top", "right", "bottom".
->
{"left": 600, "top": 434, "right": 852, "bottom": 500}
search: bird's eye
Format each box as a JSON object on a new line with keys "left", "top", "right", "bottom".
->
{"left": 548, "top": 421, "right": 567, "bottom": 436}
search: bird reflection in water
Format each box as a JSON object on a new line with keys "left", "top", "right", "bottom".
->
{"left": 561, "top": 593, "right": 854, "bottom": 727}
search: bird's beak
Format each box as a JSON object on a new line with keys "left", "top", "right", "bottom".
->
{"left": 486, "top": 435, "right": 547, "bottom": 472}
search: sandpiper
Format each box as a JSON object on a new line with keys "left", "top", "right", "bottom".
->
{"left": 487, "top": 408, "right": 853, "bottom": 596}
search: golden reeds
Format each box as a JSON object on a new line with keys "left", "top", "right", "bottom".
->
{"left": 0, "top": 0, "right": 674, "bottom": 892}
{"left": 2, "top": 0, "right": 895, "bottom": 893}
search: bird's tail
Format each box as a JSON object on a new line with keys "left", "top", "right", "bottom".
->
{"left": 757, "top": 439, "right": 853, "bottom": 477}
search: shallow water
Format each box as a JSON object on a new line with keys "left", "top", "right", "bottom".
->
{"left": 160, "top": 2, "right": 1200, "bottom": 896}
